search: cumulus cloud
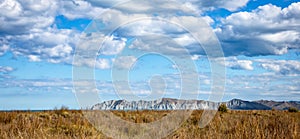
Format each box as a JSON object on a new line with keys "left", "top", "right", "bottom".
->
{"left": 0, "top": 0, "right": 58, "bottom": 35}
{"left": 111, "top": 15, "right": 215, "bottom": 56}
{"left": 129, "top": 35, "right": 187, "bottom": 55}
{"left": 113, "top": 56, "right": 137, "bottom": 69}
{"left": 28, "top": 55, "right": 41, "bottom": 62}
{"left": 75, "top": 8, "right": 213, "bottom": 58}
{"left": 215, "top": 57, "right": 254, "bottom": 70}
{"left": 216, "top": 2, "right": 300, "bottom": 56}
{"left": 87, "top": 0, "right": 196, "bottom": 15}
{"left": 59, "top": 0, "right": 105, "bottom": 20}
{"left": 1, "top": 0, "right": 299, "bottom": 71}
{"left": 0, "top": 0, "right": 82, "bottom": 65}
{"left": 69, "top": 0, "right": 248, "bottom": 62}
{"left": 0, "top": 0, "right": 244, "bottom": 68}
{"left": 185, "top": 0, "right": 249, "bottom": 12}
{"left": 7, "top": 28, "right": 78, "bottom": 64}
{"left": 100, "top": 35, "right": 127, "bottom": 55}
{"left": 0, "top": 0, "right": 101, "bottom": 34}
{"left": 0, "top": 0, "right": 104, "bottom": 68}
{"left": 116, "top": 18, "right": 186, "bottom": 37}
{"left": 256, "top": 59, "right": 300, "bottom": 76}
{"left": 73, "top": 32, "right": 128, "bottom": 69}
{"left": 87, "top": 0, "right": 249, "bottom": 14}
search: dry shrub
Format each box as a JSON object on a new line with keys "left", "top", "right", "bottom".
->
{"left": 218, "top": 104, "right": 228, "bottom": 113}
{"left": 288, "top": 107, "right": 298, "bottom": 113}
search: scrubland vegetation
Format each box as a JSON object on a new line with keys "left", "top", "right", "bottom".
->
{"left": 0, "top": 109, "right": 299, "bottom": 139}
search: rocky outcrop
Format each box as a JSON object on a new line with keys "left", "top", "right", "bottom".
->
{"left": 92, "top": 98, "right": 219, "bottom": 110}
{"left": 226, "top": 99, "right": 271, "bottom": 110}
{"left": 92, "top": 98, "right": 299, "bottom": 110}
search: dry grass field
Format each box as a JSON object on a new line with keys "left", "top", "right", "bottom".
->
{"left": 0, "top": 109, "right": 299, "bottom": 139}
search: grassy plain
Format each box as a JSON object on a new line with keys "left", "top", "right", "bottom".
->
{"left": 0, "top": 109, "right": 299, "bottom": 139}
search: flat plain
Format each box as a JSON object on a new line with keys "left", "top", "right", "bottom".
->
{"left": 0, "top": 109, "right": 299, "bottom": 139}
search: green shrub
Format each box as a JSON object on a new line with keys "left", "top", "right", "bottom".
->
{"left": 218, "top": 103, "right": 228, "bottom": 113}
{"left": 288, "top": 107, "right": 298, "bottom": 112}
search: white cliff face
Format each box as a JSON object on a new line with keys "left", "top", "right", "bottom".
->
{"left": 226, "top": 99, "right": 271, "bottom": 110}
{"left": 92, "top": 98, "right": 220, "bottom": 110}
{"left": 91, "top": 98, "right": 299, "bottom": 110}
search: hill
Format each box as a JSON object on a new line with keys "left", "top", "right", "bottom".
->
{"left": 92, "top": 98, "right": 300, "bottom": 110}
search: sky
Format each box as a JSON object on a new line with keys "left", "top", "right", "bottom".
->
{"left": 0, "top": 0, "right": 300, "bottom": 110}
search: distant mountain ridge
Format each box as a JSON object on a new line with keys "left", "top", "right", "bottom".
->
{"left": 92, "top": 98, "right": 300, "bottom": 110}
{"left": 255, "top": 100, "right": 300, "bottom": 110}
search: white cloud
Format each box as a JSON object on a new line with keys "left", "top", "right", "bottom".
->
{"left": 7, "top": 28, "right": 78, "bottom": 64}
{"left": 1, "top": 73, "right": 299, "bottom": 101}
{"left": 87, "top": 0, "right": 249, "bottom": 14}
{"left": 31, "top": 80, "right": 71, "bottom": 87}
{"left": 222, "top": 73, "right": 300, "bottom": 100}
{"left": 1, "top": 0, "right": 299, "bottom": 71}
{"left": 28, "top": 55, "right": 41, "bottom": 62}
{"left": 73, "top": 58, "right": 111, "bottom": 69}
{"left": 114, "top": 15, "right": 214, "bottom": 56}
{"left": 72, "top": 0, "right": 249, "bottom": 61}
{"left": 173, "top": 34, "right": 197, "bottom": 47}
{"left": 113, "top": 56, "right": 137, "bottom": 69}
{"left": 217, "top": 2, "right": 300, "bottom": 56}
{"left": 0, "top": 0, "right": 81, "bottom": 65}
{"left": 73, "top": 33, "right": 128, "bottom": 69}
{"left": 59, "top": 0, "right": 105, "bottom": 20}
{"left": 282, "top": 2, "right": 300, "bottom": 19}
{"left": 256, "top": 59, "right": 300, "bottom": 76}
{"left": 203, "top": 79, "right": 211, "bottom": 85}
{"left": 95, "top": 59, "right": 111, "bottom": 69}
{"left": 202, "top": 16, "right": 215, "bottom": 25}
{"left": 44, "top": 44, "right": 73, "bottom": 58}
{"left": 119, "top": 19, "right": 186, "bottom": 37}
{"left": 129, "top": 35, "right": 189, "bottom": 55}
{"left": 0, "top": 44, "right": 9, "bottom": 56}
{"left": 88, "top": 0, "right": 196, "bottom": 15}
{"left": 0, "top": 66, "right": 14, "bottom": 73}
{"left": 191, "top": 55, "right": 201, "bottom": 60}
{"left": 215, "top": 57, "right": 254, "bottom": 70}
{"left": 0, "top": 0, "right": 242, "bottom": 67}
{"left": 189, "top": 0, "right": 249, "bottom": 12}
{"left": 0, "top": 0, "right": 58, "bottom": 35}
{"left": 100, "top": 35, "right": 127, "bottom": 55}
{"left": 0, "top": 0, "right": 83, "bottom": 65}
{"left": 0, "top": 0, "right": 22, "bottom": 17}
{"left": 258, "top": 31, "right": 299, "bottom": 43}
{"left": 0, "top": 78, "right": 75, "bottom": 93}
{"left": 218, "top": 0, "right": 249, "bottom": 11}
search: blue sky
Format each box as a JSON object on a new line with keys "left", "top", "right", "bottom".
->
{"left": 0, "top": 0, "right": 300, "bottom": 110}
